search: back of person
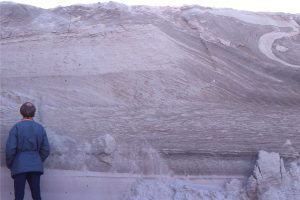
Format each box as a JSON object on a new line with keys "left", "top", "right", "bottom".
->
{"left": 6, "top": 102, "right": 50, "bottom": 200}
{"left": 8, "top": 120, "right": 49, "bottom": 176}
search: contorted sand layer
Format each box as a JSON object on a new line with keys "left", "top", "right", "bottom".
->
{"left": 0, "top": 2, "right": 300, "bottom": 199}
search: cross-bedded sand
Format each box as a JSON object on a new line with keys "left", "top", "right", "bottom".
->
{"left": 1, "top": 2, "right": 300, "bottom": 199}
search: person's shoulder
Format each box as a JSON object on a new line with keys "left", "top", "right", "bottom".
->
{"left": 14, "top": 121, "right": 24, "bottom": 127}
{"left": 11, "top": 121, "right": 25, "bottom": 131}
{"left": 29, "top": 121, "right": 47, "bottom": 135}
{"left": 16, "top": 120, "right": 44, "bottom": 129}
{"left": 9, "top": 122, "right": 19, "bottom": 131}
{"left": 32, "top": 120, "right": 45, "bottom": 129}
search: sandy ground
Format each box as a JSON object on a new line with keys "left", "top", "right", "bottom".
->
{"left": 0, "top": 167, "right": 137, "bottom": 200}
{"left": 0, "top": 167, "right": 239, "bottom": 200}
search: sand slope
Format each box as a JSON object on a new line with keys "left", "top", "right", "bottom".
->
{"left": 1, "top": 2, "right": 300, "bottom": 199}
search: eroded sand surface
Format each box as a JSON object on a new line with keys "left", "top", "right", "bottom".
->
{"left": 1, "top": 2, "right": 300, "bottom": 199}
{"left": 1, "top": 151, "right": 299, "bottom": 200}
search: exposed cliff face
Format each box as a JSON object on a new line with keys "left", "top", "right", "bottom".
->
{"left": 1, "top": 2, "right": 300, "bottom": 177}
{"left": 128, "top": 151, "right": 300, "bottom": 200}
{"left": 1, "top": 151, "right": 299, "bottom": 200}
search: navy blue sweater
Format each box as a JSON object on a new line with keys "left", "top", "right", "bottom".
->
{"left": 5, "top": 120, "right": 50, "bottom": 176}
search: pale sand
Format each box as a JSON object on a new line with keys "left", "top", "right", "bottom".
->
{"left": 0, "top": 167, "right": 240, "bottom": 200}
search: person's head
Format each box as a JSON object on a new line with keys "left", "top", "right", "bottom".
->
{"left": 20, "top": 102, "right": 36, "bottom": 118}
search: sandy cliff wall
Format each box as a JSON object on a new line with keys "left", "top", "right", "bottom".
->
{"left": 1, "top": 2, "right": 300, "bottom": 177}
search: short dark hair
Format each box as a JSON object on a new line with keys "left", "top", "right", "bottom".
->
{"left": 20, "top": 102, "right": 36, "bottom": 118}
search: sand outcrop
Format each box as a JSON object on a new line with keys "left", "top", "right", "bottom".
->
{"left": 128, "top": 151, "right": 300, "bottom": 200}
{"left": 247, "top": 151, "right": 300, "bottom": 200}
{"left": 127, "top": 178, "right": 248, "bottom": 200}
{"left": 1, "top": 1, "right": 300, "bottom": 176}
{"left": 1, "top": 3, "right": 300, "bottom": 198}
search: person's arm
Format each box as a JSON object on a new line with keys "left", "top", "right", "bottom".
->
{"left": 5, "top": 125, "right": 18, "bottom": 169}
{"left": 39, "top": 128, "right": 50, "bottom": 161}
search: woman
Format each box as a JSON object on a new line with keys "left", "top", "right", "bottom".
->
{"left": 6, "top": 102, "right": 50, "bottom": 200}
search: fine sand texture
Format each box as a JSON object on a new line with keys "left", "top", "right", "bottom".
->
{"left": 1, "top": 2, "right": 300, "bottom": 199}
